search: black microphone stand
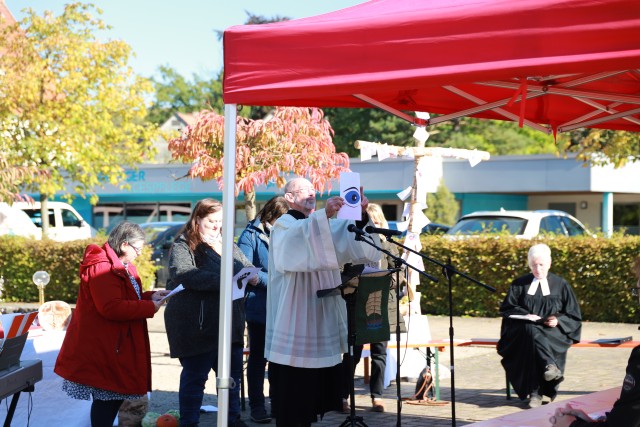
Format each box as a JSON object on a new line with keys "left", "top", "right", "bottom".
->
{"left": 317, "top": 277, "right": 366, "bottom": 427}
{"left": 382, "top": 235, "right": 495, "bottom": 427}
{"left": 349, "top": 231, "right": 438, "bottom": 427}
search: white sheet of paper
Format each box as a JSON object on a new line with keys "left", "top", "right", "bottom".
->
{"left": 397, "top": 186, "right": 412, "bottom": 201}
{"left": 200, "top": 405, "right": 218, "bottom": 412}
{"left": 232, "top": 267, "right": 261, "bottom": 301}
{"left": 160, "top": 284, "right": 184, "bottom": 302}
{"left": 360, "top": 147, "right": 372, "bottom": 161}
{"left": 411, "top": 209, "right": 431, "bottom": 232}
{"left": 377, "top": 144, "right": 390, "bottom": 161}
{"left": 337, "top": 172, "right": 362, "bottom": 220}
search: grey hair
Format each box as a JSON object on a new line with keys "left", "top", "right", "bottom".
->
{"left": 528, "top": 243, "right": 552, "bottom": 263}
{"left": 108, "top": 221, "right": 145, "bottom": 257}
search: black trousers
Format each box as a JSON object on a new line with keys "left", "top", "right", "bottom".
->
{"left": 342, "top": 341, "right": 388, "bottom": 399}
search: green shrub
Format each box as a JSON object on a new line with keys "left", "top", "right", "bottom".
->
{"left": 0, "top": 236, "right": 158, "bottom": 303}
{"left": 418, "top": 235, "right": 640, "bottom": 323}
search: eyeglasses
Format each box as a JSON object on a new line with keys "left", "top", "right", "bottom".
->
{"left": 127, "top": 242, "right": 144, "bottom": 254}
{"left": 288, "top": 187, "right": 317, "bottom": 196}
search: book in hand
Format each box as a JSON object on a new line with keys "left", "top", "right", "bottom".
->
{"left": 509, "top": 314, "right": 542, "bottom": 322}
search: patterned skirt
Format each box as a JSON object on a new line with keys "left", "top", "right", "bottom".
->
{"left": 62, "top": 379, "right": 145, "bottom": 401}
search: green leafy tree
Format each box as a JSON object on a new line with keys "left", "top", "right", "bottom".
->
{"left": 0, "top": 119, "right": 49, "bottom": 202}
{"left": 0, "top": 3, "right": 157, "bottom": 236}
{"left": 147, "top": 66, "right": 224, "bottom": 125}
{"left": 564, "top": 129, "right": 640, "bottom": 167}
{"left": 324, "top": 108, "right": 414, "bottom": 156}
{"left": 425, "top": 179, "right": 459, "bottom": 225}
{"left": 168, "top": 107, "right": 350, "bottom": 220}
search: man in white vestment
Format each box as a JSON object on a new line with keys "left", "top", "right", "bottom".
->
{"left": 266, "top": 177, "right": 380, "bottom": 426}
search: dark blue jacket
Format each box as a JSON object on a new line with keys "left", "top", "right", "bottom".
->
{"left": 237, "top": 218, "right": 270, "bottom": 324}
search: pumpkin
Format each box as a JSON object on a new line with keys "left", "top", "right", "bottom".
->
{"left": 156, "top": 414, "right": 178, "bottom": 427}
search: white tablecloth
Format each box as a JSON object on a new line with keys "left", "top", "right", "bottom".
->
{"left": 0, "top": 331, "right": 92, "bottom": 427}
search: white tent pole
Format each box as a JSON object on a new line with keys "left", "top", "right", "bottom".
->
{"left": 217, "top": 103, "right": 237, "bottom": 427}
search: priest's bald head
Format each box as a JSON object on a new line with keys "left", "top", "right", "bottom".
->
{"left": 284, "top": 178, "right": 317, "bottom": 216}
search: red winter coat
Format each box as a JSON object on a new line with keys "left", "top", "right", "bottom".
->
{"left": 55, "top": 243, "right": 157, "bottom": 395}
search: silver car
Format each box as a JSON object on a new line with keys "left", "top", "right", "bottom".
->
{"left": 446, "top": 209, "right": 593, "bottom": 238}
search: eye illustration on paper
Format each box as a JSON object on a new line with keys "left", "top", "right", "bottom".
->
{"left": 342, "top": 186, "right": 361, "bottom": 209}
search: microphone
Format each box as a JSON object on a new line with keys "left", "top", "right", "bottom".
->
{"left": 347, "top": 224, "right": 367, "bottom": 236}
{"left": 365, "top": 225, "right": 402, "bottom": 237}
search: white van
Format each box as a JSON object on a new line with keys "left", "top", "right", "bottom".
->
{"left": 0, "top": 203, "right": 40, "bottom": 238}
{"left": 12, "top": 201, "right": 94, "bottom": 241}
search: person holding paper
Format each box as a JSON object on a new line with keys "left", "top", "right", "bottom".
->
{"left": 266, "top": 177, "right": 381, "bottom": 426}
{"left": 498, "top": 243, "right": 582, "bottom": 408}
{"left": 164, "top": 198, "right": 257, "bottom": 427}
{"left": 55, "top": 221, "right": 170, "bottom": 427}
{"left": 237, "top": 195, "right": 289, "bottom": 423}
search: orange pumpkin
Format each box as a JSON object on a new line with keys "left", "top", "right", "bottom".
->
{"left": 156, "top": 414, "right": 178, "bottom": 427}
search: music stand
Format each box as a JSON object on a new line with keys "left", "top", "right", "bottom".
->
{"left": 317, "top": 268, "right": 394, "bottom": 427}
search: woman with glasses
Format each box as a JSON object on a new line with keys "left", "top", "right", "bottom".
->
{"left": 55, "top": 221, "right": 171, "bottom": 427}
{"left": 164, "top": 198, "right": 257, "bottom": 427}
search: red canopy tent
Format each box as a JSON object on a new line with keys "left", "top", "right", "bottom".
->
{"left": 223, "top": 0, "right": 640, "bottom": 134}
{"left": 215, "top": 1, "right": 640, "bottom": 424}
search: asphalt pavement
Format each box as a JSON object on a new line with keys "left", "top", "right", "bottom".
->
{"left": 2, "top": 302, "right": 636, "bottom": 426}
{"left": 145, "top": 311, "right": 637, "bottom": 426}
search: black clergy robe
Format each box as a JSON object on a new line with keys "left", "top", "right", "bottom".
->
{"left": 497, "top": 272, "right": 582, "bottom": 400}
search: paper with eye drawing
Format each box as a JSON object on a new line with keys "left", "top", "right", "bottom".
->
{"left": 337, "top": 172, "right": 362, "bottom": 220}
{"left": 232, "top": 267, "right": 261, "bottom": 301}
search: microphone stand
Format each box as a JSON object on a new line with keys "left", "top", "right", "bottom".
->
{"left": 381, "top": 235, "right": 495, "bottom": 427}
{"left": 349, "top": 231, "right": 438, "bottom": 427}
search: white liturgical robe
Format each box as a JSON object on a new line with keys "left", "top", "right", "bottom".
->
{"left": 265, "top": 209, "right": 381, "bottom": 368}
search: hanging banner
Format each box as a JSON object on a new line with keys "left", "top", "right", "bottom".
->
{"left": 355, "top": 274, "right": 392, "bottom": 345}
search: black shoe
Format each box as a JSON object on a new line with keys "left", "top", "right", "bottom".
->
{"left": 250, "top": 409, "right": 272, "bottom": 424}
{"left": 528, "top": 392, "right": 542, "bottom": 408}
{"left": 543, "top": 364, "right": 562, "bottom": 382}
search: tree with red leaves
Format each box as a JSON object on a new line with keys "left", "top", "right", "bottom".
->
{"left": 168, "top": 106, "right": 350, "bottom": 219}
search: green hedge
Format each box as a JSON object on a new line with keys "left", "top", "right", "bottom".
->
{"left": 2, "top": 234, "right": 639, "bottom": 322}
{"left": 417, "top": 235, "right": 640, "bottom": 323}
{"left": 0, "top": 236, "right": 157, "bottom": 303}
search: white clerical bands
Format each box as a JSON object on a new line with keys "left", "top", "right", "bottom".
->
{"left": 528, "top": 278, "right": 550, "bottom": 296}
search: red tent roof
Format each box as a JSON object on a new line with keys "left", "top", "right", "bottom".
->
{"left": 223, "top": 0, "right": 640, "bottom": 133}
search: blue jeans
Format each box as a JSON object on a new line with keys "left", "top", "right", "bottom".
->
{"left": 178, "top": 345, "right": 244, "bottom": 425}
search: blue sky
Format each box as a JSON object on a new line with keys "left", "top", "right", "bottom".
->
{"left": 6, "top": 0, "right": 364, "bottom": 79}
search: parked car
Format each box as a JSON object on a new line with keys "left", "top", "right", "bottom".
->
{"left": 388, "top": 220, "right": 451, "bottom": 236}
{"left": 0, "top": 202, "right": 40, "bottom": 238}
{"left": 12, "top": 201, "right": 94, "bottom": 241}
{"left": 142, "top": 222, "right": 184, "bottom": 288}
{"left": 445, "top": 209, "right": 592, "bottom": 238}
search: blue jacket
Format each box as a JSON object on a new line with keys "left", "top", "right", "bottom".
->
{"left": 237, "top": 218, "right": 270, "bottom": 323}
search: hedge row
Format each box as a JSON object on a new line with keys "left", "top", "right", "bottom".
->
{"left": 1, "top": 234, "right": 639, "bottom": 323}
{"left": 417, "top": 235, "right": 640, "bottom": 323}
{"left": 0, "top": 236, "right": 157, "bottom": 303}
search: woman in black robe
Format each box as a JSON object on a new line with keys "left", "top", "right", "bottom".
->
{"left": 497, "top": 243, "right": 582, "bottom": 407}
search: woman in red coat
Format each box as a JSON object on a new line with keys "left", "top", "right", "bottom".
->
{"left": 55, "top": 221, "right": 170, "bottom": 427}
